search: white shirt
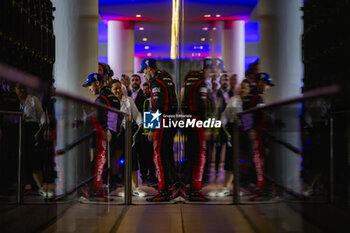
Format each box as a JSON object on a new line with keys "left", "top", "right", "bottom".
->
{"left": 220, "top": 95, "right": 243, "bottom": 126}
{"left": 131, "top": 88, "right": 140, "bottom": 101}
{"left": 20, "top": 95, "right": 44, "bottom": 123}
{"left": 120, "top": 95, "right": 142, "bottom": 128}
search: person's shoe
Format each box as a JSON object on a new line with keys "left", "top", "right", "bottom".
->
{"left": 46, "top": 191, "right": 55, "bottom": 199}
{"left": 77, "top": 185, "right": 89, "bottom": 199}
{"left": 89, "top": 190, "right": 112, "bottom": 202}
{"left": 146, "top": 190, "right": 172, "bottom": 202}
{"left": 133, "top": 188, "right": 147, "bottom": 197}
{"left": 38, "top": 188, "right": 47, "bottom": 198}
{"left": 216, "top": 188, "right": 230, "bottom": 197}
{"left": 207, "top": 190, "right": 218, "bottom": 197}
{"left": 172, "top": 182, "right": 186, "bottom": 199}
{"left": 117, "top": 191, "right": 125, "bottom": 197}
{"left": 187, "top": 190, "right": 209, "bottom": 202}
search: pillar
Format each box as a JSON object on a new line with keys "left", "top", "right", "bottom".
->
{"left": 222, "top": 20, "right": 245, "bottom": 82}
{"left": 52, "top": 0, "right": 99, "bottom": 195}
{"left": 52, "top": 0, "right": 99, "bottom": 99}
{"left": 108, "top": 21, "right": 134, "bottom": 78}
{"left": 258, "top": 0, "right": 303, "bottom": 192}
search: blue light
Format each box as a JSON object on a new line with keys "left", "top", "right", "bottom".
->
{"left": 239, "top": 159, "right": 245, "bottom": 162}
{"left": 100, "top": 0, "right": 258, "bottom": 5}
{"left": 245, "top": 56, "right": 259, "bottom": 71}
{"left": 99, "top": 56, "right": 108, "bottom": 64}
{"left": 98, "top": 22, "right": 108, "bottom": 43}
{"left": 178, "top": 159, "right": 188, "bottom": 163}
{"left": 245, "top": 22, "right": 260, "bottom": 43}
{"left": 117, "top": 159, "right": 125, "bottom": 164}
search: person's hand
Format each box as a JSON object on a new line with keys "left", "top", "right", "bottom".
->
{"left": 105, "top": 129, "right": 112, "bottom": 141}
{"left": 147, "top": 130, "right": 155, "bottom": 142}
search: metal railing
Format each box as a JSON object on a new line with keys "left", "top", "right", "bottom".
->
{"left": 54, "top": 90, "right": 133, "bottom": 205}
{"left": 231, "top": 84, "right": 340, "bottom": 204}
{"left": 0, "top": 110, "right": 23, "bottom": 204}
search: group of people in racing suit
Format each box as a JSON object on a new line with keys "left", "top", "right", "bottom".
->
{"left": 81, "top": 57, "right": 275, "bottom": 202}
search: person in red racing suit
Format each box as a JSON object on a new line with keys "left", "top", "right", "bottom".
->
{"left": 82, "top": 73, "right": 121, "bottom": 201}
{"left": 248, "top": 72, "right": 275, "bottom": 201}
{"left": 138, "top": 58, "right": 178, "bottom": 202}
{"left": 181, "top": 70, "right": 209, "bottom": 202}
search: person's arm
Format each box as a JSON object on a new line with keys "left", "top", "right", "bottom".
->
{"left": 128, "top": 97, "right": 143, "bottom": 127}
{"left": 220, "top": 97, "right": 233, "bottom": 126}
{"left": 95, "top": 97, "right": 108, "bottom": 129}
{"left": 33, "top": 96, "right": 44, "bottom": 124}
{"left": 150, "top": 80, "right": 165, "bottom": 112}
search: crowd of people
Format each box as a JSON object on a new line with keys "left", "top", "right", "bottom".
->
{"left": 0, "top": 57, "right": 330, "bottom": 203}
{"left": 0, "top": 80, "right": 57, "bottom": 199}
{"left": 79, "top": 58, "right": 278, "bottom": 202}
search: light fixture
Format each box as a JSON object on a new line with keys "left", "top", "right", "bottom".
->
{"left": 193, "top": 46, "right": 204, "bottom": 50}
{"left": 170, "top": 0, "right": 180, "bottom": 59}
{"left": 136, "top": 14, "right": 142, "bottom": 17}
{"left": 142, "top": 38, "right": 148, "bottom": 41}
{"left": 147, "top": 53, "right": 152, "bottom": 56}
{"left": 216, "top": 14, "right": 221, "bottom": 17}
{"left": 201, "top": 38, "right": 205, "bottom": 41}
{"left": 144, "top": 46, "right": 149, "bottom": 50}
{"left": 212, "top": 27, "right": 217, "bottom": 30}
{"left": 204, "top": 14, "right": 211, "bottom": 17}
{"left": 139, "top": 27, "right": 144, "bottom": 31}
{"left": 202, "top": 27, "right": 209, "bottom": 31}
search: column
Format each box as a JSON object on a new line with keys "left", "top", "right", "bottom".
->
{"left": 258, "top": 0, "right": 303, "bottom": 192}
{"left": 52, "top": 0, "right": 99, "bottom": 99}
{"left": 258, "top": 0, "right": 303, "bottom": 101}
{"left": 222, "top": 20, "right": 245, "bottom": 82}
{"left": 108, "top": 21, "right": 134, "bottom": 78}
{"left": 52, "top": 0, "right": 99, "bottom": 195}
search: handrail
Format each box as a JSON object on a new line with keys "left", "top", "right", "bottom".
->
{"left": 55, "top": 129, "right": 96, "bottom": 155}
{"left": 263, "top": 130, "right": 302, "bottom": 155}
{"left": 237, "top": 85, "right": 340, "bottom": 116}
{"left": 0, "top": 110, "right": 22, "bottom": 115}
{"left": 55, "top": 90, "right": 127, "bottom": 115}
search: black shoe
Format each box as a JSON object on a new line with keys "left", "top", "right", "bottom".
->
{"left": 187, "top": 190, "right": 209, "bottom": 202}
{"left": 146, "top": 190, "right": 172, "bottom": 202}
{"left": 88, "top": 190, "right": 113, "bottom": 202}
{"left": 172, "top": 182, "right": 186, "bottom": 199}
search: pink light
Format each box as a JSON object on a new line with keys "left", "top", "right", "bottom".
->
{"left": 101, "top": 15, "right": 152, "bottom": 22}
{"left": 199, "top": 15, "right": 250, "bottom": 23}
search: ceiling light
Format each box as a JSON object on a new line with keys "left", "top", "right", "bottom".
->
{"left": 212, "top": 27, "right": 217, "bottom": 30}
{"left": 136, "top": 14, "right": 142, "bottom": 17}
{"left": 210, "top": 38, "right": 213, "bottom": 41}
{"left": 147, "top": 53, "right": 152, "bottom": 56}
{"left": 171, "top": 0, "right": 180, "bottom": 59}
{"left": 142, "top": 38, "right": 148, "bottom": 41}
{"left": 201, "top": 38, "right": 205, "bottom": 41}
{"left": 144, "top": 46, "right": 149, "bottom": 50}
{"left": 202, "top": 27, "right": 208, "bottom": 31}
{"left": 204, "top": 14, "right": 211, "bottom": 17}
{"left": 216, "top": 14, "right": 221, "bottom": 17}
{"left": 139, "top": 27, "right": 144, "bottom": 31}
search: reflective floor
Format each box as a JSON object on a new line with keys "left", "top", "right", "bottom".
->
{"left": 1, "top": 166, "right": 350, "bottom": 233}
{"left": 4, "top": 200, "right": 350, "bottom": 233}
